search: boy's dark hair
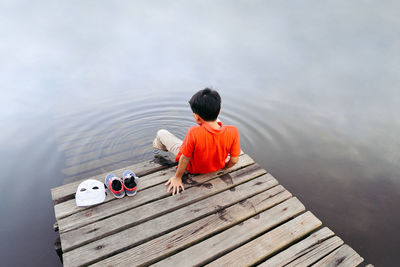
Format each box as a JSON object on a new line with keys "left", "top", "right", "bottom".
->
{"left": 189, "top": 88, "right": 221, "bottom": 121}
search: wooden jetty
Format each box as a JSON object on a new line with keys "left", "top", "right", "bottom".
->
{"left": 51, "top": 153, "right": 365, "bottom": 266}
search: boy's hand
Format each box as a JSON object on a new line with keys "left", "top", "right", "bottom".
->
{"left": 165, "top": 176, "right": 185, "bottom": 195}
{"left": 166, "top": 154, "right": 189, "bottom": 195}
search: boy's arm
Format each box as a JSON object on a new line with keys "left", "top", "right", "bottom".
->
{"left": 225, "top": 127, "right": 240, "bottom": 169}
{"left": 165, "top": 155, "right": 190, "bottom": 195}
{"left": 224, "top": 156, "right": 239, "bottom": 169}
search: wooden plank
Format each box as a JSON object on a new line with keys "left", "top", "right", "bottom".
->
{"left": 260, "top": 227, "right": 342, "bottom": 266}
{"left": 62, "top": 149, "right": 244, "bottom": 183}
{"left": 53, "top": 222, "right": 58, "bottom": 232}
{"left": 54, "top": 163, "right": 177, "bottom": 220}
{"left": 62, "top": 131, "right": 240, "bottom": 162}
{"left": 61, "top": 147, "right": 244, "bottom": 179}
{"left": 284, "top": 236, "right": 344, "bottom": 266}
{"left": 153, "top": 197, "right": 305, "bottom": 267}
{"left": 55, "top": 153, "right": 249, "bottom": 221}
{"left": 51, "top": 158, "right": 176, "bottom": 204}
{"left": 54, "top": 236, "right": 63, "bottom": 263}
{"left": 57, "top": 155, "right": 255, "bottom": 233}
{"left": 65, "top": 187, "right": 295, "bottom": 266}
{"left": 55, "top": 153, "right": 249, "bottom": 220}
{"left": 52, "top": 152, "right": 244, "bottom": 205}
{"left": 60, "top": 165, "right": 269, "bottom": 252}
{"left": 61, "top": 158, "right": 168, "bottom": 185}
{"left": 63, "top": 159, "right": 152, "bottom": 183}
{"left": 311, "top": 244, "right": 364, "bottom": 267}
{"left": 62, "top": 173, "right": 279, "bottom": 258}
{"left": 206, "top": 211, "right": 322, "bottom": 267}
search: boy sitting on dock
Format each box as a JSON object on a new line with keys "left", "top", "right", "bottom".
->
{"left": 153, "top": 88, "right": 241, "bottom": 195}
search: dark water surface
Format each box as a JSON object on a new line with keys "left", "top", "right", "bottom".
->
{"left": 1, "top": 1, "right": 399, "bottom": 266}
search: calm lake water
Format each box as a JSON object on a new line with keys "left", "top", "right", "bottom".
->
{"left": 1, "top": 1, "right": 399, "bottom": 266}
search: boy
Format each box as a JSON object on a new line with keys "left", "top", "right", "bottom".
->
{"left": 153, "top": 88, "right": 241, "bottom": 195}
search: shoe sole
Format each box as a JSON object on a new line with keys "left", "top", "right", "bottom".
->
{"left": 125, "top": 190, "right": 137, "bottom": 197}
{"left": 113, "top": 191, "right": 125, "bottom": 198}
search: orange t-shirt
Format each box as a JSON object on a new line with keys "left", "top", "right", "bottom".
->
{"left": 175, "top": 121, "right": 240, "bottom": 174}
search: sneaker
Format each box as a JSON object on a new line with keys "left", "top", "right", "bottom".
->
{"left": 122, "top": 170, "right": 138, "bottom": 196}
{"left": 153, "top": 148, "right": 161, "bottom": 158}
{"left": 105, "top": 173, "right": 125, "bottom": 198}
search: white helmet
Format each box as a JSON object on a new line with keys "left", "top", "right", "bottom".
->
{"left": 75, "top": 179, "right": 106, "bottom": 206}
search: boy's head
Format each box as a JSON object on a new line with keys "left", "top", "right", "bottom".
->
{"left": 189, "top": 88, "right": 221, "bottom": 121}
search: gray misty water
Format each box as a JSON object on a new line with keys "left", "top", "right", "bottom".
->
{"left": 1, "top": 0, "right": 399, "bottom": 266}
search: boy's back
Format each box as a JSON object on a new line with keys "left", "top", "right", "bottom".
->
{"left": 154, "top": 88, "right": 241, "bottom": 195}
{"left": 176, "top": 121, "right": 240, "bottom": 174}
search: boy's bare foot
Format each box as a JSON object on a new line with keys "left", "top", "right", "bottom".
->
{"left": 153, "top": 138, "right": 168, "bottom": 151}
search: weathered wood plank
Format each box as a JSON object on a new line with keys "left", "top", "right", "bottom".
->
{"left": 54, "top": 163, "right": 177, "bottom": 220}
{"left": 62, "top": 174, "right": 279, "bottom": 261}
{"left": 62, "top": 149, "right": 243, "bottom": 183}
{"left": 57, "top": 155, "right": 255, "bottom": 233}
{"left": 67, "top": 189, "right": 295, "bottom": 266}
{"left": 53, "top": 152, "right": 245, "bottom": 205}
{"left": 62, "top": 149, "right": 244, "bottom": 181}
{"left": 62, "top": 160, "right": 137, "bottom": 184}
{"left": 260, "top": 227, "right": 341, "bottom": 267}
{"left": 51, "top": 158, "right": 176, "bottom": 204}
{"left": 56, "top": 152, "right": 246, "bottom": 219}
{"left": 284, "top": 236, "right": 344, "bottom": 267}
{"left": 53, "top": 222, "right": 58, "bottom": 232}
{"left": 311, "top": 244, "right": 364, "bottom": 267}
{"left": 54, "top": 236, "right": 63, "bottom": 263}
{"left": 60, "top": 164, "right": 269, "bottom": 252}
{"left": 61, "top": 156, "right": 176, "bottom": 185}
{"left": 206, "top": 211, "right": 322, "bottom": 267}
{"left": 153, "top": 197, "right": 305, "bottom": 267}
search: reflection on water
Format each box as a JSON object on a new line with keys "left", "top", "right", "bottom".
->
{"left": 1, "top": 0, "right": 399, "bottom": 266}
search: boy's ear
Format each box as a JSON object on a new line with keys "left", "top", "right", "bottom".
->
{"left": 193, "top": 113, "right": 203, "bottom": 124}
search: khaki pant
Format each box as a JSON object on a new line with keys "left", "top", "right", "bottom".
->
{"left": 154, "top": 129, "right": 183, "bottom": 157}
